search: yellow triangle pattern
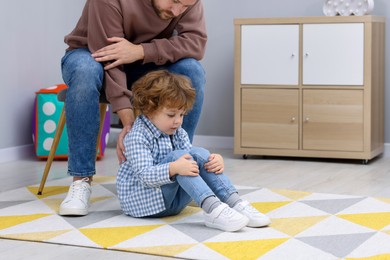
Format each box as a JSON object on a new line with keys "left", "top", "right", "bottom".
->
{"left": 252, "top": 201, "right": 292, "bottom": 214}
{"left": 0, "top": 214, "right": 52, "bottom": 230}
{"left": 90, "top": 196, "right": 114, "bottom": 204}
{"left": 41, "top": 198, "right": 63, "bottom": 212}
{"left": 118, "top": 244, "right": 196, "bottom": 257}
{"left": 345, "top": 254, "right": 390, "bottom": 260}
{"left": 377, "top": 197, "right": 390, "bottom": 204}
{"left": 271, "top": 189, "right": 312, "bottom": 200}
{"left": 162, "top": 206, "right": 201, "bottom": 223}
{"left": 29, "top": 186, "right": 69, "bottom": 199}
{"left": 3, "top": 230, "right": 71, "bottom": 241}
{"left": 80, "top": 225, "right": 163, "bottom": 248}
{"left": 93, "top": 176, "right": 116, "bottom": 184}
{"left": 204, "top": 238, "right": 288, "bottom": 260}
{"left": 271, "top": 215, "right": 329, "bottom": 236}
{"left": 337, "top": 212, "right": 390, "bottom": 231}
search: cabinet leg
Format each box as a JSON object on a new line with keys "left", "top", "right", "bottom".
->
{"left": 362, "top": 159, "right": 369, "bottom": 165}
{"left": 243, "top": 154, "right": 248, "bottom": 159}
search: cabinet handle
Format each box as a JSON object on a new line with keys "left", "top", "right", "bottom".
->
{"left": 304, "top": 53, "right": 309, "bottom": 57}
{"left": 291, "top": 53, "right": 295, "bottom": 58}
{"left": 305, "top": 117, "right": 310, "bottom": 122}
{"left": 291, "top": 117, "right": 296, "bottom": 122}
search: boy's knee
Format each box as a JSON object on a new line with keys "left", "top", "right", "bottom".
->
{"left": 190, "top": 147, "right": 210, "bottom": 162}
{"left": 171, "top": 150, "right": 190, "bottom": 160}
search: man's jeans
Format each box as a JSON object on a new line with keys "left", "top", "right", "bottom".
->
{"left": 149, "top": 147, "right": 238, "bottom": 217}
{"left": 61, "top": 48, "right": 206, "bottom": 177}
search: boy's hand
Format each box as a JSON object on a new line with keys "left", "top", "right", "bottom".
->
{"left": 204, "top": 153, "right": 224, "bottom": 174}
{"left": 169, "top": 154, "right": 199, "bottom": 177}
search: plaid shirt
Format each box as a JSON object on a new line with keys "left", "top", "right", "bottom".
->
{"left": 117, "top": 115, "right": 192, "bottom": 217}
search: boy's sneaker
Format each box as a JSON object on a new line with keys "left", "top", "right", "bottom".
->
{"left": 204, "top": 203, "right": 249, "bottom": 232}
{"left": 233, "top": 200, "right": 271, "bottom": 227}
{"left": 59, "top": 178, "right": 91, "bottom": 216}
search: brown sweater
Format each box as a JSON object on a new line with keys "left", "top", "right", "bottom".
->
{"left": 64, "top": 0, "right": 207, "bottom": 112}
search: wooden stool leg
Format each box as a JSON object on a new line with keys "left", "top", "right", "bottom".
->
{"left": 96, "top": 104, "right": 108, "bottom": 159}
{"left": 37, "top": 107, "right": 67, "bottom": 195}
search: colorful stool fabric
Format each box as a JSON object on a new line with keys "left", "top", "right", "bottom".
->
{"left": 32, "top": 84, "right": 110, "bottom": 159}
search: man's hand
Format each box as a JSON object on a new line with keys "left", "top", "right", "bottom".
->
{"left": 92, "top": 37, "right": 144, "bottom": 70}
{"left": 116, "top": 124, "right": 132, "bottom": 164}
{"left": 116, "top": 108, "right": 135, "bottom": 163}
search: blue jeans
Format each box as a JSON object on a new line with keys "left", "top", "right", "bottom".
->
{"left": 149, "top": 147, "right": 238, "bottom": 217}
{"left": 61, "top": 48, "right": 205, "bottom": 177}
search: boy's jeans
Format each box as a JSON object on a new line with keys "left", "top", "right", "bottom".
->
{"left": 149, "top": 147, "right": 238, "bottom": 217}
{"left": 61, "top": 48, "right": 205, "bottom": 177}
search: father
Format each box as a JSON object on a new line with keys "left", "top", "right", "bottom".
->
{"left": 59, "top": 0, "right": 207, "bottom": 216}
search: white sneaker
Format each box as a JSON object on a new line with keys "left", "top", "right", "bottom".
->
{"left": 204, "top": 203, "right": 249, "bottom": 232}
{"left": 59, "top": 178, "right": 91, "bottom": 216}
{"left": 233, "top": 200, "right": 271, "bottom": 227}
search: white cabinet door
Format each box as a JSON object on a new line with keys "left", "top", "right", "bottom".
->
{"left": 241, "top": 25, "right": 299, "bottom": 85}
{"left": 303, "top": 23, "right": 364, "bottom": 85}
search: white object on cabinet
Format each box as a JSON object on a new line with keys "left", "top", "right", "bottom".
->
{"left": 323, "top": 0, "right": 374, "bottom": 16}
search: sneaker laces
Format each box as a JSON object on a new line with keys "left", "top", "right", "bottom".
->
{"left": 244, "top": 205, "right": 259, "bottom": 214}
{"left": 69, "top": 178, "right": 90, "bottom": 201}
{"left": 239, "top": 201, "right": 258, "bottom": 214}
{"left": 221, "top": 206, "right": 235, "bottom": 218}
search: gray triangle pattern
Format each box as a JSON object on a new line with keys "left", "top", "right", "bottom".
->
{"left": 62, "top": 210, "right": 123, "bottom": 228}
{"left": 297, "top": 232, "right": 376, "bottom": 258}
{"left": 237, "top": 188, "right": 260, "bottom": 196}
{"left": 301, "top": 198, "right": 365, "bottom": 214}
{"left": 171, "top": 222, "right": 223, "bottom": 242}
{"left": 101, "top": 184, "right": 117, "bottom": 195}
{"left": 0, "top": 201, "right": 34, "bottom": 210}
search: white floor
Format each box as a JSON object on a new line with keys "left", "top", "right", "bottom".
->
{"left": 1, "top": 147, "right": 390, "bottom": 259}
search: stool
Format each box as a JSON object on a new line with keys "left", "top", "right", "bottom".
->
{"left": 37, "top": 89, "right": 108, "bottom": 195}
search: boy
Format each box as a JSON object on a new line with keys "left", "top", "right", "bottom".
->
{"left": 117, "top": 70, "right": 271, "bottom": 231}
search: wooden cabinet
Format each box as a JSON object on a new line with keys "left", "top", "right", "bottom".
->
{"left": 234, "top": 16, "right": 385, "bottom": 162}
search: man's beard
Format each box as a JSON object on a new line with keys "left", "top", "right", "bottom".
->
{"left": 151, "top": 0, "right": 175, "bottom": 20}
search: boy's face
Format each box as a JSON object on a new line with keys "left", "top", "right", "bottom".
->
{"left": 148, "top": 107, "right": 186, "bottom": 135}
{"left": 151, "top": 0, "right": 197, "bottom": 20}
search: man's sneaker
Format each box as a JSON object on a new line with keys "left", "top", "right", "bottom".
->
{"left": 59, "top": 178, "right": 91, "bottom": 216}
{"left": 233, "top": 200, "right": 271, "bottom": 227}
{"left": 204, "top": 203, "right": 249, "bottom": 232}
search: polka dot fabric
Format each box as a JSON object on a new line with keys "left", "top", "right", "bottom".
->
{"left": 32, "top": 84, "right": 110, "bottom": 159}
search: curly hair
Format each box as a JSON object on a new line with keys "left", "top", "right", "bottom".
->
{"left": 131, "top": 70, "right": 196, "bottom": 116}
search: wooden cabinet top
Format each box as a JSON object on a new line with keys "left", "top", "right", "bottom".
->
{"left": 234, "top": 16, "right": 385, "bottom": 25}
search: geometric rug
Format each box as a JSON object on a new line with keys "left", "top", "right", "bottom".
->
{"left": 1, "top": 176, "right": 390, "bottom": 260}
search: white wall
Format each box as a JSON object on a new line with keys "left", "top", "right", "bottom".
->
{"left": 0, "top": 0, "right": 86, "bottom": 161}
{"left": 1, "top": 0, "right": 389, "bottom": 162}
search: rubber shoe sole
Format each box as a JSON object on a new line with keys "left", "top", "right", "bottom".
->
{"left": 205, "top": 216, "right": 249, "bottom": 232}
{"left": 59, "top": 207, "right": 88, "bottom": 216}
